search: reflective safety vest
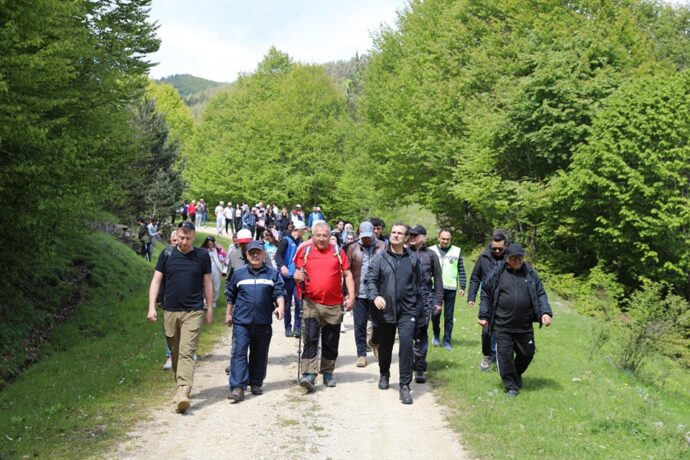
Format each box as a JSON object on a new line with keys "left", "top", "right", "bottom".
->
{"left": 429, "top": 245, "right": 461, "bottom": 290}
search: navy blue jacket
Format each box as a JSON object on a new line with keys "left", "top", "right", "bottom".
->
{"left": 478, "top": 261, "right": 553, "bottom": 333}
{"left": 225, "top": 264, "right": 286, "bottom": 325}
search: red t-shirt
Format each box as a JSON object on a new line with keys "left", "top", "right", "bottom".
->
{"left": 294, "top": 243, "right": 350, "bottom": 306}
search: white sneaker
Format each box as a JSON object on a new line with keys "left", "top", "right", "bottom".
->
{"left": 163, "top": 357, "right": 172, "bottom": 370}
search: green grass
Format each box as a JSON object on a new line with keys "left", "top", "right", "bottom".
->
{"left": 427, "top": 258, "right": 690, "bottom": 459}
{"left": 0, "top": 230, "right": 231, "bottom": 459}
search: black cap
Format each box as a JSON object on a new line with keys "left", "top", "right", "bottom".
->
{"left": 505, "top": 244, "right": 525, "bottom": 257}
{"left": 409, "top": 225, "right": 427, "bottom": 236}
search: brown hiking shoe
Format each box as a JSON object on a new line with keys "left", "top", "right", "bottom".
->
{"left": 356, "top": 356, "right": 367, "bottom": 368}
{"left": 176, "top": 385, "right": 191, "bottom": 413}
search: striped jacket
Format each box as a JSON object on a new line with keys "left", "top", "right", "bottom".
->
{"left": 225, "top": 264, "right": 286, "bottom": 325}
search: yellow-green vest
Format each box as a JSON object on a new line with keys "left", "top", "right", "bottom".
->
{"left": 429, "top": 245, "right": 461, "bottom": 290}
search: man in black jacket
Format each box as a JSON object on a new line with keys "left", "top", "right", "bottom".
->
{"left": 407, "top": 225, "right": 443, "bottom": 384}
{"left": 366, "top": 223, "right": 430, "bottom": 404}
{"left": 478, "top": 244, "right": 553, "bottom": 397}
{"left": 468, "top": 229, "right": 510, "bottom": 371}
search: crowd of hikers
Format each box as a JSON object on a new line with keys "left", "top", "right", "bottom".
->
{"left": 145, "top": 201, "right": 553, "bottom": 413}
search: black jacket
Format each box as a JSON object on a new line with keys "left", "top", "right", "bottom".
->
{"left": 478, "top": 261, "right": 553, "bottom": 333}
{"left": 365, "top": 247, "right": 430, "bottom": 324}
{"left": 410, "top": 246, "right": 443, "bottom": 324}
{"left": 468, "top": 245, "right": 501, "bottom": 302}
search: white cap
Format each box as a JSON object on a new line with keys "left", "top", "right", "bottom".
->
{"left": 293, "top": 221, "right": 306, "bottom": 230}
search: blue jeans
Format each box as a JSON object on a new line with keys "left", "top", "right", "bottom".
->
{"left": 354, "top": 298, "right": 369, "bottom": 357}
{"left": 229, "top": 323, "right": 272, "bottom": 389}
{"left": 432, "top": 289, "right": 457, "bottom": 344}
{"left": 283, "top": 277, "right": 301, "bottom": 331}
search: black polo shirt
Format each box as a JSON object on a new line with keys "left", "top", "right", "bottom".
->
{"left": 156, "top": 247, "right": 212, "bottom": 311}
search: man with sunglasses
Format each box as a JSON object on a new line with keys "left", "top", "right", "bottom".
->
{"left": 478, "top": 244, "right": 553, "bottom": 397}
{"left": 467, "top": 229, "right": 510, "bottom": 371}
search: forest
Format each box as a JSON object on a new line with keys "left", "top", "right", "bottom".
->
{"left": 1, "top": 0, "right": 689, "bottom": 383}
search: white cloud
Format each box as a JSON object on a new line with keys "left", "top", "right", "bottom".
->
{"left": 147, "top": 0, "right": 408, "bottom": 82}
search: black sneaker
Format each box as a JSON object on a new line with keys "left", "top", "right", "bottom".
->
{"left": 323, "top": 372, "right": 336, "bottom": 387}
{"left": 285, "top": 329, "right": 293, "bottom": 337}
{"left": 250, "top": 386, "right": 263, "bottom": 396}
{"left": 225, "top": 365, "right": 230, "bottom": 375}
{"left": 505, "top": 389, "right": 519, "bottom": 397}
{"left": 415, "top": 370, "right": 426, "bottom": 384}
{"left": 378, "top": 374, "right": 390, "bottom": 390}
{"left": 293, "top": 328, "right": 301, "bottom": 339}
{"left": 399, "top": 385, "right": 413, "bottom": 404}
{"left": 299, "top": 373, "right": 316, "bottom": 392}
{"left": 228, "top": 387, "right": 245, "bottom": 402}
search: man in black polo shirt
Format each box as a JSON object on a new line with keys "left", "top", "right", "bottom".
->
{"left": 147, "top": 222, "right": 213, "bottom": 413}
{"left": 478, "top": 244, "right": 553, "bottom": 397}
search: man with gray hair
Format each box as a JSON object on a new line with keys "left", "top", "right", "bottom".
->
{"left": 293, "top": 221, "right": 355, "bottom": 391}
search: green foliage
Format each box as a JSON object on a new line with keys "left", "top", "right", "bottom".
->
{"left": 0, "top": 0, "right": 158, "bottom": 353}
{"left": 146, "top": 80, "right": 196, "bottom": 153}
{"left": 186, "top": 48, "right": 348, "bottom": 209}
{"left": 158, "top": 73, "right": 224, "bottom": 98}
{"left": 551, "top": 70, "right": 690, "bottom": 295}
{"left": 617, "top": 282, "right": 689, "bottom": 374}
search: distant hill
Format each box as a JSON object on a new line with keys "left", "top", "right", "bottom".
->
{"left": 157, "top": 74, "right": 232, "bottom": 121}
{"left": 158, "top": 74, "right": 224, "bottom": 98}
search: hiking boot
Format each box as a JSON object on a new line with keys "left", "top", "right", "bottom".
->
{"left": 228, "top": 387, "right": 245, "bottom": 402}
{"left": 368, "top": 338, "right": 379, "bottom": 359}
{"left": 285, "top": 328, "right": 293, "bottom": 338}
{"left": 163, "top": 357, "right": 172, "bottom": 370}
{"left": 250, "top": 386, "right": 263, "bottom": 396}
{"left": 432, "top": 336, "right": 440, "bottom": 347}
{"left": 415, "top": 370, "right": 426, "bottom": 384}
{"left": 356, "top": 356, "right": 367, "bottom": 368}
{"left": 443, "top": 342, "right": 452, "bottom": 351}
{"left": 400, "top": 385, "right": 413, "bottom": 404}
{"left": 378, "top": 374, "right": 390, "bottom": 390}
{"left": 293, "top": 328, "right": 301, "bottom": 339}
{"left": 176, "top": 385, "right": 191, "bottom": 413}
{"left": 299, "top": 373, "right": 316, "bottom": 392}
{"left": 480, "top": 356, "right": 491, "bottom": 372}
{"left": 323, "top": 372, "right": 336, "bottom": 387}
{"left": 505, "top": 389, "right": 519, "bottom": 397}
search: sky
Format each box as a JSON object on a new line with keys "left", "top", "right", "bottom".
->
{"left": 147, "top": 0, "right": 409, "bottom": 82}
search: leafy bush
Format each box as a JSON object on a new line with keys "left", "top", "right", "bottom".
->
{"left": 617, "top": 282, "right": 689, "bottom": 374}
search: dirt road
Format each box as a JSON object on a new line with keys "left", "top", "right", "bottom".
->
{"left": 108, "top": 314, "right": 470, "bottom": 459}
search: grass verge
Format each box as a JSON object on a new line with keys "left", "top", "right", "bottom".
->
{"left": 0, "top": 230, "right": 231, "bottom": 459}
{"left": 427, "top": 258, "right": 690, "bottom": 459}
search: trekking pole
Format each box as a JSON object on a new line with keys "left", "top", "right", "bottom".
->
{"left": 297, "top": 309, "right": 303, "bottom": 382}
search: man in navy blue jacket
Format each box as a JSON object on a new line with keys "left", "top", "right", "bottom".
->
{"left": 225, "top": 241, "right": 285, "bottom": 402}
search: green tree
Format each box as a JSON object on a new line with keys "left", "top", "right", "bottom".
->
{"left": 550, "top": 70, "right": 690, "bottom": 296}
{"left": 187, "top": 48, "right": 348, "bottom": 209}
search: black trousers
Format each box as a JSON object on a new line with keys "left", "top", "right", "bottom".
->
{"left": 495, "top": 329, "right": 535, "bottom": 391}
{"left": 375, "top": 315, "right": 415, "bottom": 387}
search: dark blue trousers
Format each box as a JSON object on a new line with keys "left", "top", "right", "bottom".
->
{"left": 354, "top": 298, "right": 369, "bottom": 357}
{"left": 229, "top": 323, "right": 272, "bottom": 390}
{"left": 432, "top": 289, "right": 457, "bottom": 345}
{"left": 282, "top": 277, "right": 301, "bottom": 331}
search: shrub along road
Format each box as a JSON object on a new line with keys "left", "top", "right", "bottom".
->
{"left": 107, "top": 313, "right": 470, "bottom": 459}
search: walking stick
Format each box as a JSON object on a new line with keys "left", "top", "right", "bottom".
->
{"left": 297, "top": 309, "right": 303, "bottom": 382}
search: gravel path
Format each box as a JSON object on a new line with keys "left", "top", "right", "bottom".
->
{"left": 108, "top": 314, "right": 471, "bottom": 460}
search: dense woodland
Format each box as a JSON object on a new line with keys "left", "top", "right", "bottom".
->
{"left": 1, "top": 0, "right": 689, "bottom": 382}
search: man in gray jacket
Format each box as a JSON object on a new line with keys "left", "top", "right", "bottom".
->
{"left": 366, "top": 223, "right": 429, "bottom": 404}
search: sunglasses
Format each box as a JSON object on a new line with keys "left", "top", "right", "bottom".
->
{"left": 491, "top": 247, "right": 505, "bottom": 252}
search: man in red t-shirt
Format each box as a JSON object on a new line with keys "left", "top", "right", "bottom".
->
{"left": 293, "top": 221, "right": 355, "bottom": 391}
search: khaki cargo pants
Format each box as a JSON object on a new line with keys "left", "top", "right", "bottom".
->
{"left": 164, "top": 310, "right": 204, "bottom": 387}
